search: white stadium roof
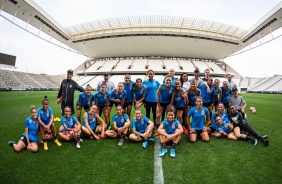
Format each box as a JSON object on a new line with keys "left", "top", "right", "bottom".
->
{"left": 1, "top": 0, "right": 282, "bottom": 60}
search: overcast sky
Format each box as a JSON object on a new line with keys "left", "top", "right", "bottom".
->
{"left": 0, "top": 0, "right": 282, "bottom": 77}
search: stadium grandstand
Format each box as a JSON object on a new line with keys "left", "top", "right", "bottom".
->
{"left": 0, "top": 0, "right": 282, "bottom": 93}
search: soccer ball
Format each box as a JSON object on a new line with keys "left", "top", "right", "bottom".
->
{"left": 45, "top": 132, "right": 52, "bottom": 141}
{"left": 66, "top": 131, "right": 75, "bottom": 138}
{"left": 59, "top": 126, "right": 65, "bottom": 132}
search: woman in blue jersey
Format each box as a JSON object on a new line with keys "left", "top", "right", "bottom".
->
{"left": 94, "top": 83, "right": 111, "bottom": 129}
{"left": 59, "top": 106, "right": 82, "bottom": 149}
{"left": 142, "top": 69, "right": 160, "bottom": 126}
{"left": 123, "top": 74, "right": 135, "bottom": 119}
{"left": 105, "top": 105, "right": 130, "bottom": 146}
{"left": 156, "top": 75, "right": 176, "bottom": 131}
{"left": 81, "top": 105, "right": 106, "bottom": 140}
{"left": 198, "top": 78, "right": 214, "bottom": 117}
{"left": 38, "top": 96, "right": 61, "bottom": 150}
{"left": 109, "top": 82, "right": 127, "bottom": 116}
{"left": 77, "top": 85, "right": 94, "bottom": 122}
{"left": 211, "top": 116, "right": 237, "bottom": 140}
{"left": 129, "top": 108, "right": 155, "bottom": 148}
{"left": 132, "top": 78, "right": 147, "bottom": 109}
{"left": 212, "top": 79, "right": 220, "bottom": 111}
{"left": 219, "top": 81, "right": 232, "bottom": 111}
{"left": 8, "top": 106, "right": 39, "bottom": 153}
{"left": 187, "top": 80, "right": 201, "bottom": 111}
{"left": 208, "top": 103, "right": 229, "bottom": 133}
{"left": 187, "top": 96, "right": 210, "bottom": 142}
{"left": 158, "top": 105, "right": 183, "bottom": 158}
{"left": 173, "top": 79, "right": 188, "bottom": 125}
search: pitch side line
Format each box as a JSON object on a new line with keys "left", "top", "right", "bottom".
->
{"left": 154, "top": 136, "right": 164, "bottom": 184}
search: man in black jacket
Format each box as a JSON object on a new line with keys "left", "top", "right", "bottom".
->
{"left": 57, "top": 69, "right": 85, "bottom": 115}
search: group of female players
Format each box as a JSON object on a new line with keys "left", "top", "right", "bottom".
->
{"left": 8, "top": 68, "right": 268, "bottom": 158}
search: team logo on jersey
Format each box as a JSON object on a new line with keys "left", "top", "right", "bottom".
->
{"left": 172, "top": 123, "right": 175, "bottom": 129}
{"left": 70, "top": 119, "right": 73, "bottom": 126}
{"left": 141, "top": 119, "right": 144, "bottom": 124}
{"left": 69, "top": 84, "right": 72, "bottom": 88}
{"left": 121, "top": 118, "right": 124, "bottom": 123}
{"left": 104, "top": 95, "right": 107, "bottom": 100}
{"left": 120, "top": 94, "right": 123, "bottom": 98}
{"left": 169, "top": 89, "right": 172, "bottom": 93}
{"left": 201, "top": 109, "right": 205, "bottom": 115}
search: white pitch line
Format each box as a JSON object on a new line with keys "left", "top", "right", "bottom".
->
{"left": 154, "top": 136, "right": 164, "bottom": 184}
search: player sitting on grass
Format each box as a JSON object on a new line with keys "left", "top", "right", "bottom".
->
{"left": 105, "top": 105, "right": 130, "bottom": 146}
{"left": 229, "top": 106, "right": 268, "bottom": 146}
{"left": 158, "top": 105, "right": 183, "bottom": 158}
{"left": 76, "top": 85, "right": 94, "bottom": 122}
{"left": 8, "top": 106, "right": 39, "bottom": 153}
{"left": 81, "top": 105, "right": 106, "bottom": 140}
{"left": 211, "top": 116, "right": 237, "bottom": 140}
{"left": 38, "top": 96, "right": 61, "bottom": 150}
{"left": 129, "top": 108, "right": 154, "bottom": 148}
{"left": 59, "top": 106, "right": 82, "bottom": 149}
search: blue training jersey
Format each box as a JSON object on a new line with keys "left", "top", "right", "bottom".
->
{"left": 174, "top": 89, "right": 185, "bottom": 108}
{"left": 123, "top": 81, "right": 135, "bottom": 103}
{"left": 94, "top": 91, "right": 111, "bottom": 106}
{"left": 188, "top": 89, "right": 200, "bottom": 105}
{"left": 112, "top": 113, "right": 129, "bottom": 128}
{"left": 213, "top": 121, "right": 232, "bottom": 134}
{"left": 142, "top": 79, "right": 160, "bottom": 102}
{"left": 37, "top": 107, "right": 53, "bottom": 125}
{"left": 212, "top": 87, "right": 220, "bottom": 101}
{"left": 198, "top": 83, "right": 214, "bottom": 103}
{"left": 220, "top": 87, "right": 232, "bottom": 103}
{"left": 161, "top": 118, "right": 180, "bottom": 134}
{"left": 210, "top": 112, "right": 229, "bottom": 129}
{"left": 61, "top": 115, "right": 78, "bottom": 132}
{"left": 82, "top": 112, "right": 97, "bottom": 130}
{"left": 111, "top": 90, "right": 127, "bottom": 101}
{"left": 132, "top": 84, "right": 147, "bottom": 101}
{"left": 188, "top": 106, "right": 209, "bottom": 130}
{"left": 159, "top": 84, "right": 175, "bottom": 104}
{"left": 22, "top": 116, "right": 39, "bottom": 142}
{"left": 132, "top": 115, "right": 150, "bottom": 133}
{"left": 78, "top": 92, "right": 93, "bottom": 106}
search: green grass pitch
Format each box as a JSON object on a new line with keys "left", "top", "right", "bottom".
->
{"left": 0, "top": 91, "right": 281, "bottom": 183}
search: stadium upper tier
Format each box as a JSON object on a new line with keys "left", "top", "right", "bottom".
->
{"left": 1, "top": 0, "right": 282, "bottom": 59}
{"left": 77, "top": 59, "right": 227, "bottom": 76}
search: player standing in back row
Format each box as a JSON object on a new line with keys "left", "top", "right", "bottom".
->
{"left": 57, "top": 69, "right": 85, "bottom": 115}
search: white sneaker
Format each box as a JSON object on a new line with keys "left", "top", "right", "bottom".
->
{"left": 76, "top": 142, "right": 81, "bottom": 149}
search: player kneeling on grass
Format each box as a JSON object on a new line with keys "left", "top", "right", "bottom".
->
{"left": 211, "top": 116, "right": 237, "bottom": 140}
{"left": 105, "top": 105, "right": 130, "bottom": 146}
{"left": 8, "top": 106, "right": 39, "bottom": 153}
{"left": 59, "top": 106, "right": 82, "bottom": 149}
{"left": 129, "top": 108, "right": 154, "bottom": 148}
{"left": 81, "top": 105, "right": 106, "bottom": 140}
{"left": 187, "top": 96, "right": 210, "bottom": 143}
{"left": 38, "top": 96, "right": 61, "bottom": 150}
{"left": 158, "top": 105, "right": 183, "bottom": 158}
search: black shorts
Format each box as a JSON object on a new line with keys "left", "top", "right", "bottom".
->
{"left": 109, "top": 101, "right": 121, "bottom": 107}
{"left": 123, "top": 101, "right": 132, "bottom": 108}
{"left": 160, "top": 102, "right": 170, "bottom": 109}
{"left": 176, "top": 107, "right": 184, "bottom": 111}
{"left": 61, "top": 103, "right": 75, "bottom": 115}
{"left": 19, "top": 136, "right": 36, "bottom": 147}
{"left": 213, "top": 101, "right": 219, "bottom": 107}
{"left": 190, "top": 129, "right": 204, "bottom": 135}
{"left": 76, "top": 104, "right": 90, "bottom": 111}
{"left": 203, "top": 102, "right": 212, "bottom": 107}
